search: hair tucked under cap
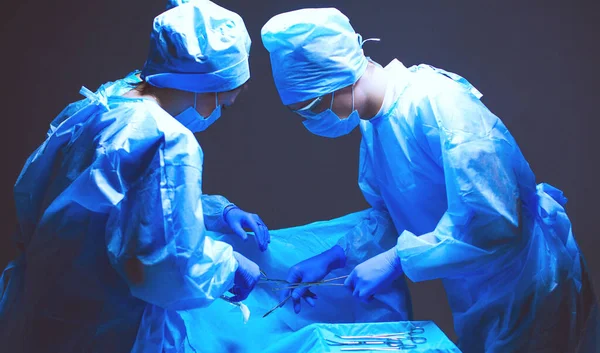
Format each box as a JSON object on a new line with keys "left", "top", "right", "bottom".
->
{"left": 261, "top": 8, "right": 369, "bottom": 105}
{"left": 141, "top": 0, "right": 251, "bottom": 93}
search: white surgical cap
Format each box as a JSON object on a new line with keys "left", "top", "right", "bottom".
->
{"left": 141, "top": 0, "right": 251, "bottom": 93}
{"left": 261, "top": 8, "right": 369, "bottom": 105}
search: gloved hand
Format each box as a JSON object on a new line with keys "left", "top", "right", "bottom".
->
{"left": 344, "top": 247, "right": 403, "bottom": 303}
{"left": 282, "top": 245, "right": 346, "bottom": 314}
{"left": 224, "top": 205, "right": 270, "bottom": 252}
{"left": 229, "top": 251, "right": 261, "bottom": 302}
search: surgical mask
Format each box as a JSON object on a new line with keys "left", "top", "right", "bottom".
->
{"left": 300, "top": 86, "right": 360, "bottom": 138}
{"left": 174, "top": 93, "right": 221, "bottom": 133}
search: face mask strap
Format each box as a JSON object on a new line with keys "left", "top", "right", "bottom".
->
{"left": 215, "top": 92, "right": 219, "bottom": 108}
{"left": 330, "top": 91, "right": 335, "bottom": 110}
{"left": 193, "top": 93, "right": 197, "bottom": 110}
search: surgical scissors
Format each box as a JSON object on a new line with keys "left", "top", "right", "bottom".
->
{"left": 336, "top": 326, "right": 426, "bottom": 344}
{"left": 338, "top": 348, "right": 409, "bottom": 352}
{"left": 326, "top": 326, "right": 426, "bottom": 350}
{"left": 325, "top": 337, "right": 420, "bottom": 350}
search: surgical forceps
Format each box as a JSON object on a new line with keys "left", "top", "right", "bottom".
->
{"left": 325, "top": 337, "right": 420, "bottom": 350}
{"left": 326, "top": 326, "right": 427, "bottom": 350}
{"left": 262, "top": 293, "right": 292, "bottom": 318}
{"left": 259, "top": 270, "right": 348, "bottom": 291}
{"left": 260, "top": 270, "right": 348, "bottom": 318}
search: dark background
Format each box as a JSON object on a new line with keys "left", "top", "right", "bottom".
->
{"left": 1, "top": 0, "right": 598, "bottom": 341}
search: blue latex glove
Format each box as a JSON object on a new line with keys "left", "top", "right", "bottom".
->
{"left": 224, "top": 205, "right": 271, "bottom": 252}
{"left": 344, "top": 247, "right": 403, "bottom": 303}
{"left": 282, "top": 245, "right": 346, "bottom": 314}
{"left": 229, "top": 251, "right": 261, "bottom": 302}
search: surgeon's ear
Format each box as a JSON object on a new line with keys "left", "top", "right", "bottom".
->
{"left": 223, "top": 85, "right": 246, "bottom": 106}
{"left": 235, "top": 82, "right": 249, "bottom": 97}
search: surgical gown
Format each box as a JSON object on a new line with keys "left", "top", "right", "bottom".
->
{"left": 358, "top": 60, "right": 598, "bottom": 353}
{"left": 0, "top": 71, "right": 240, "bottom": 353}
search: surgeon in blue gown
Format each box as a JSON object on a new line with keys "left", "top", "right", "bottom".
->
{"left": 0, "top": 1, "right": 270, "bottom": 352}
{"left": 261, "top": 8, "right": 599, "bottom": 353}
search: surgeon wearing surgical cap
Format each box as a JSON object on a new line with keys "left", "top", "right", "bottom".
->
{"left": 262, "top": 8, "right": 598, "bottom": 353}
{"left": 0, "top": 1, "right": 269, "bottom": 352}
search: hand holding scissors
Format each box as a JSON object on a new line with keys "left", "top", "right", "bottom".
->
{"left": 260, "top": 270, "right": 348, "bottom": 318}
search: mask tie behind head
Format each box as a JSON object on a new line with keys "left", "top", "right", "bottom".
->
{"left": 358, "top": 34, "right": 381, "bottom": 48}
{"left": 359, "top": 35, "right": 382, "bottom": 66}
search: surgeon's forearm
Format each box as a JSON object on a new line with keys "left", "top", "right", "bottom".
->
{"left": 201, "top": 194, "right": 234, "bottom": 232}
{"left": 121, "top": 237, "right": 237, "bottom": 311}
{"left": 325, "top": 245, "right": 347, "bottom": 271}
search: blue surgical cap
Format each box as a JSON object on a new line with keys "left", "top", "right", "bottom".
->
{"left": 261, "top": 8, "right": 369, "bottom": 105}
{"left": 141, "top": 0, "right": 251, "bottom": 93}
